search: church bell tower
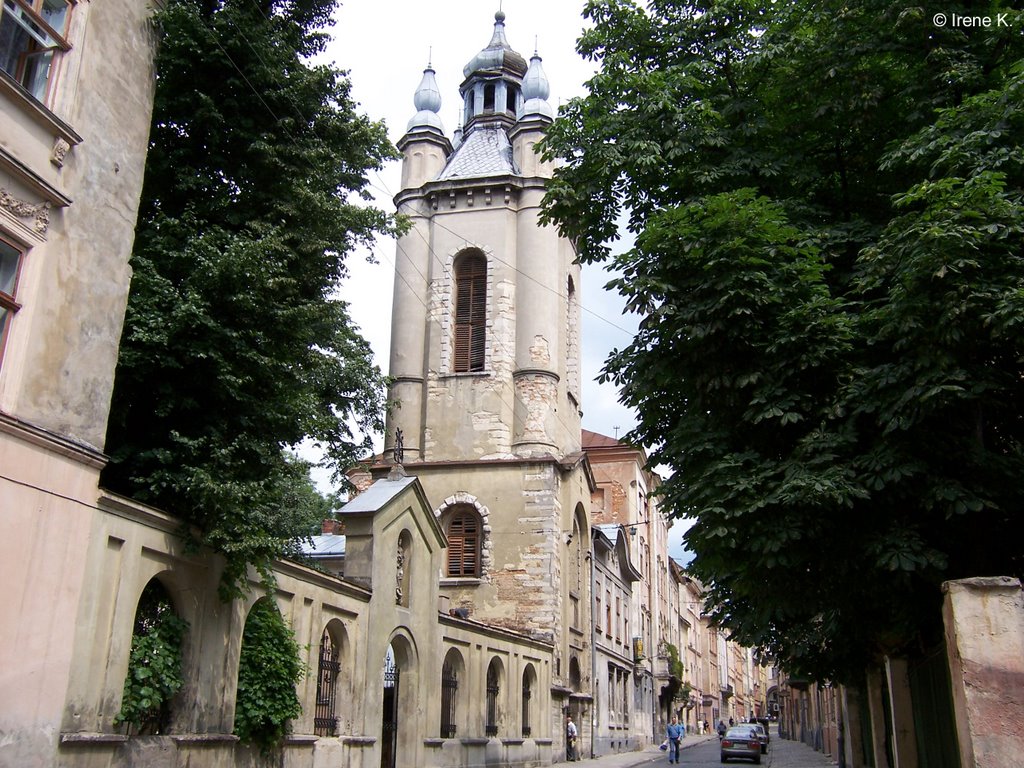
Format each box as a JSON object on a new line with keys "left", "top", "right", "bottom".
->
{"left": 380, "top": 17, "right": 593, "bottom": 723}
{"left": 385, "top": 10, "right": 582, "bottom": 466}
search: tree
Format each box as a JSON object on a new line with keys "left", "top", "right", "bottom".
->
{"left": 103, "top": 0, "right": 399, "bottom": 595}
{"left": 542, "top": 0, "right": 1023, "bottom": 682}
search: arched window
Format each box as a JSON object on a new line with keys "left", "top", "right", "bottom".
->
{"left": 440, "top": 660, "right": 458, "bottom": 737}
{"left": 117, "top": 578, "right": 187, "bottom": 735}
{"left": 314, "top": 627, "right": 340, "bottom": 736}
{"left": 453, "top": 253, "right": 486, "bottom": 372}
{"left": 485, "top": 660, "right": 501, "bottom": 736}
{"left": 484, "top": 82, "right": 495, "bottom": 111}
{"left": 446, "top": 508, "right": 481, "bottom": 577}
{"left": 569, "top": 656, "right": 582, "bottom": 693}
{"left": 521, "top": 665, "right": 536, "bottom": 737}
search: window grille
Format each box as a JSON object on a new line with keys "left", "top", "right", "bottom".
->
{"left": 453, "top": 254, "right": 486, "bottom": 372}
{"left": 485, "top": 664, "right": 499, "bottom": 736}
{"left": 446, "top": 509, "right": 480, "bottom": 577}
{"left": 440, "top": 662, "right": 458, "bottom": 738}
{"left": 314, "top": 629, "right": 340, "bottom": 736}
{"left": 521, "top": 675, "right": 531, "bottom": 737}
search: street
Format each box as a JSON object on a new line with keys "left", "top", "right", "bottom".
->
{"left": 572, "top": 727, "right": 837, "bottom": 768}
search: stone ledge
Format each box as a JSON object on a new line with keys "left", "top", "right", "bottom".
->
{"left": 170, "top": 734, "right": 239, "bottom": 745}
{"left": 343, "top": 736, "right": 376, "bottom": 747}
{"left": 283, "top": 735, "right": 318, "bottom": 747}
{"left": 59, "top": 733, "right": 129, "bottom": 746}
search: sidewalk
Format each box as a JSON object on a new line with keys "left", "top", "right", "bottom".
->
{"left": 563, "top": 733, "right": 720, "bottom": 767}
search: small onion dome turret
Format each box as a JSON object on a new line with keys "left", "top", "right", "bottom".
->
{"left": 406, "top": 63, "right": 444, "bottom": 133}
{"left": 518, "top": 50, "right": 553, "bottom": 122}
{"left": 460, "top": 11, "right": 528, "bottom": 130}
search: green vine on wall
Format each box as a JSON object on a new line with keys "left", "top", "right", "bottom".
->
{"left": 665, "top": 642, "right": 685, "bottom": 682}
{"left": 116, "top": 584, "right": 188, "bottom": 734}
{"left": 233, "top": 598, "right": 306, "bottom": 754}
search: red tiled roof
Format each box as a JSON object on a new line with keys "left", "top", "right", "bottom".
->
{"left": 581, "top": 429, "right": 622, "bottom": 449}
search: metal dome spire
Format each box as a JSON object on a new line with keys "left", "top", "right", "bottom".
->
{"left": 519, "top": 45, "right": 553, "bottom": 121}
{"left": 407, "top": 57, "right": 444, "bottom": 133}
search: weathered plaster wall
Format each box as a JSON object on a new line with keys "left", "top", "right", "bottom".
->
{"left": 8, "top": 0, "right": 156, "bottom": 449}
{"left": 415, "top": 462, "right": 564, "bottom": 640}
{"left": 8, "top": 478, "right": 559, "bottom": 768}
{"left": 943, "top": 576, "right": 1024, "bottom": 768}
{"left": 0, "top": 421, "right": 103, "bottom": 768}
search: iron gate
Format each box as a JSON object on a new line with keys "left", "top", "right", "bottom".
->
{"left": 381, "top": 652, "right": 399, "bottom": 768}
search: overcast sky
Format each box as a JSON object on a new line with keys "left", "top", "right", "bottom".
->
{"left": 317, "top": 1, "right": 690, "bottom": 557}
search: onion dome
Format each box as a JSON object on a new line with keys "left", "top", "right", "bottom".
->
{"left": 406, "top": 62, "right": 444, "bottom": 133}
{"left": 518, "top": 50, "right": 553, "bottom": 121}
{"left": 463, "top": 10, "right": 528, "bottom": 79}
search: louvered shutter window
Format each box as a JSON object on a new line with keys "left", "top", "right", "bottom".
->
{"left": 447, "top": 510, "right": 480, "bottom": 577}
{"left": 453, "top": 254, "right": 486, "bottom": 372}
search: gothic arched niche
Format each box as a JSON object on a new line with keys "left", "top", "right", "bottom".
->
{"left": 396, "top": 530, "right": 412, "bottom": 607}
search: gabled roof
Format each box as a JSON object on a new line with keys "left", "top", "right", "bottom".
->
{"left": 339, "top": 474, "right": 418, "bottom": 515}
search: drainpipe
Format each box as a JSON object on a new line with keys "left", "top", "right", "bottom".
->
{"left": 588, "top": 549, "right": 597, "bottom": 759}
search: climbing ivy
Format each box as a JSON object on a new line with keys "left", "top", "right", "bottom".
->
{"left": 116, "top": 585, "right": 188, "bottom": 734}
{"left": 233, "top": 598, "right": 306, "bottom": 753}
{"left": 665, "top": 642, "right": 685, "bottom": 682}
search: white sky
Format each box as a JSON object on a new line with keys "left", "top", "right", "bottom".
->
{"left": 317, "top": 1, "right": 691, "bottom": 557}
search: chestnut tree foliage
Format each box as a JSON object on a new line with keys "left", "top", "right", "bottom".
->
{"left": 542, "top": 0, "right": 1023, "bottom": 681}
{"left": 103, "top": 0, "right": 398, "bottom": 594}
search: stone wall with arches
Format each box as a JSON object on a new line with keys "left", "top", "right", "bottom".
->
{"left": 44, "top": 474, "right": 557, "bottom": 768}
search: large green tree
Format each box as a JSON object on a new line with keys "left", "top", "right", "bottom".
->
{"left": 543, "top": 0, "right": 1023, "bottom": 681}
{"left": 104, "top": 0, "right": 398, "bottom": 593}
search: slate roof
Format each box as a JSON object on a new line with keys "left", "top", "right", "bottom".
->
{"left": 437, "top": 126, "right": 518, "bottom": 180}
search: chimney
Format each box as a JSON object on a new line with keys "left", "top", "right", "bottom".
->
{"left": 322, "top": 519, "right": 340, "bottom": 535}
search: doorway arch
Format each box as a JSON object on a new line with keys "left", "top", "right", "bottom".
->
{"left": 380, "top": 632, "right": 418, "bottom": 768}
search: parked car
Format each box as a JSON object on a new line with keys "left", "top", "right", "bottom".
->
{"left": 720, "top": 726, "right": 762, "bottom": 764}
{"left": 745, "top": 722, "right": 769, "bottom": 753}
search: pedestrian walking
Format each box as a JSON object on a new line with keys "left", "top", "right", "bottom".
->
{"left": 666, "top": 715, "right": 684, "bottom": 763}
{"left": 565, "top": 713, "right": 578, "bottom": 761}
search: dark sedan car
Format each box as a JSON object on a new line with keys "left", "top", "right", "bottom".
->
{"left": 745, "top": 722, "right": 769, "bottom": 753}
{"left": 720, "top": 726, "right": 762, "bottom": 764}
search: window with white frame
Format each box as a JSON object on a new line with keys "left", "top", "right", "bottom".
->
{"left": 1, "top": 0, "right": 73, "bottom": 103}
{"left": 0, "top": 236, "right": 24, "bottom": 364}
{"left": 445, "top": 506, "right": 481, "bottom": 578}
{"left": 452, "top": 251, "right": 486, "bottom": 373}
